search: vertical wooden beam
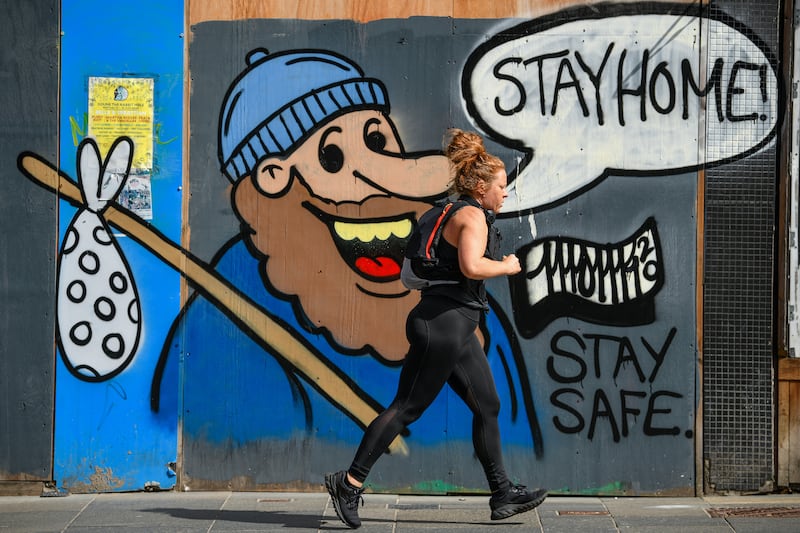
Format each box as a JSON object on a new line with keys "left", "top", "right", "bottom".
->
{"left": 778, "top": 378, "right": 791, "bottom": 486}
{"left": 779, "top": 358, "right": 800, "bottom": 486}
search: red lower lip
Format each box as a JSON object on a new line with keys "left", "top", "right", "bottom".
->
{"left": 354, "top": 256, "right": 401, "bottom": 278}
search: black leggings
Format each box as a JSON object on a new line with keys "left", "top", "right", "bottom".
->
{"left": 348, "top": 296, "right": 511, "bottom": 494}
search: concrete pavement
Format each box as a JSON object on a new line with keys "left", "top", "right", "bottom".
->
{"left": 2, "top": 489, "right": 800, "bottom": 532}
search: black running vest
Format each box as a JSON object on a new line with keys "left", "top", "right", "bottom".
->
{"left": 421, "top": 195, "right": 501, "bottom": 311}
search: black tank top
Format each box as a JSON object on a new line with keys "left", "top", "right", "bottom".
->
{"left": 421, "top": 196, "right": 501, "bottom": 311}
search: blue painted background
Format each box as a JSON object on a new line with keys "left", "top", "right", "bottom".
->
{"left": 56, "top": 0, "right": 183, "bottom": 491}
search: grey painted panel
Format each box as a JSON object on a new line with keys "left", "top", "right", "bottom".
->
{"left": 0, "top": 0, "right": 59, "bottom": 481}
{"left": 184, "top": 15, "right": 697, "bottom": 494}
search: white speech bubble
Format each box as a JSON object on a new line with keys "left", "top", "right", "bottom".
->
{"left": 462, "top": 6, "right": 778, "bottom": 213}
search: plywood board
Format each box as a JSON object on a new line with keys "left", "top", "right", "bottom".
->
{"left": 187, "top": 0, "right": 695, "bottom": 24}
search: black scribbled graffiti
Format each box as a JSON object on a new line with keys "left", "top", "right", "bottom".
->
{"left": 510, "top": 217, "right": 664, "bottom": 338}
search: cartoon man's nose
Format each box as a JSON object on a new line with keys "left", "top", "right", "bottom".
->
{"left": 357, "top": 153, "right": 450, "bottom": 197}
{"left": 301, "top": 152, "right": 451, "bottom": 203}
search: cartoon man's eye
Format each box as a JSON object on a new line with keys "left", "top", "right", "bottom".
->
{"left": 319, "top": 143, "right": 344, "bottom": 173}
{"left": 365, "top": 130, "right": 387, "bottom": 153}
{"left": 364, "top": 119, "right": 389, "bottom": 153}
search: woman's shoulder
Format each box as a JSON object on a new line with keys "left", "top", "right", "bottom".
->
{"left": 451, "top": 203, "right": 487, "bottom": 226}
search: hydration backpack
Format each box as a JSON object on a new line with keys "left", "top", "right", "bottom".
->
{"left": 402, "top": 197, "right": 492, "bottom": 290}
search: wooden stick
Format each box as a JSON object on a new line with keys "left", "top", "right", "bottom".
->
{"left": 18, "top": 152, "right": 407, "bottom": 456}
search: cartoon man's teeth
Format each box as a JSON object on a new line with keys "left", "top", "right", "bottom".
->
{"left": 303, "top": 200, "right": 416, "bottom": 283}
{"left": 333, "top": 219, "right": 412, "bottom": 242}
{"left": 328, "top": 218, "right": 413, "bottom": 280}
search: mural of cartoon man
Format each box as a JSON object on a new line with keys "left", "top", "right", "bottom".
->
{"left": 152, "top": 49, "right": 541, "bottom": 482}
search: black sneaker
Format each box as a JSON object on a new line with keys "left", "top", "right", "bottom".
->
{"left": 325, "top": 471, "right": 365, "bottom": 529}
{"left": 490, "top": 485, "right": 547, "bottom": 520}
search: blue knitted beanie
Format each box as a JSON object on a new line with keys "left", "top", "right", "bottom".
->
{"left": 218, "top": 48, "right": 390, "bottom": 181}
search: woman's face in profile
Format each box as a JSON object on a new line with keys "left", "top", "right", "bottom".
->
{"left": 482, "top": 168, "right": 509, "bottom": 213}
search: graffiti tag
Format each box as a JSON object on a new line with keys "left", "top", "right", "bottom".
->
{"left": 510, "top": 218, "right": 663, "bottom": 338}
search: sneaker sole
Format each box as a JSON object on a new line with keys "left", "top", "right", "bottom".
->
{"left": 490, "top": 490, "right": 547, "bottom": 520}
{"left": 325, "top": 473, "right": 361, "bottom": 529}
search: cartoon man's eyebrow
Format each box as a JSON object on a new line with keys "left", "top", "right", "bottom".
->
{"left": 320, "top": 125, "right": 343, "bottom": 143}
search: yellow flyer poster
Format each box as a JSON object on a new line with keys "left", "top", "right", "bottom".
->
{"left": 88, "top": 77, "right": 154, "bottom": 219}
{"left": 88, "top": 77, "right": 154, "bottom": 168}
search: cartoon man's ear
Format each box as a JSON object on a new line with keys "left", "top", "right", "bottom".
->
{"left": 252, "top": 156, "right": 293, "bottom": 197}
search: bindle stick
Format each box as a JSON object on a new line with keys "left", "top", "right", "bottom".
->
{"left": 19, "top": 152, "right": 407, "bottom": 456}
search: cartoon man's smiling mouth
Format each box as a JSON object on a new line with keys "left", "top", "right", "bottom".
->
{"left": 303, "top": 201, "right": 414, "bottom": 282}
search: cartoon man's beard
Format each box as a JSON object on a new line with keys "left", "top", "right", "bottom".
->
{"left": 235, "top": 177, "right": 426, "bottom": 362}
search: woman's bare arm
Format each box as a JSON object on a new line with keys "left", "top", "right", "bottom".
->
{"left": 443, "top": 206, "right": 521, "bottom": 280}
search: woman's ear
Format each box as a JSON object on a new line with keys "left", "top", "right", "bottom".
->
{"left": 252, "top": 156, "right": 292, "bottom": 197}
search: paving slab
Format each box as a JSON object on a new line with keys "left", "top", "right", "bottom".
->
{"left": 1, "top": 491, "right": 800, "bottom": 532}
{"left": 70, "top": 492, "right": 228, "bottom": 533}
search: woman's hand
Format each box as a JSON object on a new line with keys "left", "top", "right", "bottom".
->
{"left": 501, "top": 254, "right": 522, "bottom": 276}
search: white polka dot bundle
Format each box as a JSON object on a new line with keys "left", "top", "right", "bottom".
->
{"left": 56, "top": 138, "right": 141, "bottom": 381}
